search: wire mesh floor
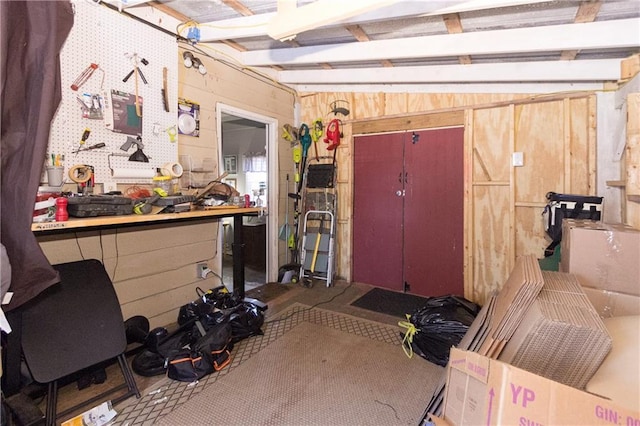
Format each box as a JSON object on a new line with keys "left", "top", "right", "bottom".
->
{"left": 112, "top": 304, "right": 402, "bottom": 425}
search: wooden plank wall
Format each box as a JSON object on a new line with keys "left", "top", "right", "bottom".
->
{"left": 178, "top": 47, "right": 296, "bottom": 269}
{"left": 300, "top": 92, "right": 597, "bottom": 305}
{"left": 37, "top": 50, "right": 295, "bottom": 329}
{"left": 626, "top": 92, "right": 640, "bottom": 228}
{"left": 37, "top": 221, "right": 221, "bottom": 329}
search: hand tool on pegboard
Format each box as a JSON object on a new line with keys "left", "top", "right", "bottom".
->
{"left": 71, "top": 63, "right": 104, "bottom": 91}
{"left": 161, "top": 67, "right": 170, "bottom": 112}
{"left": 79, "top": 128, "right": 91, "bottom": 146}
{"left": 123, "top": 53, "right": 148, "bottom": 117}
{"left": 72, "top": 142, "right": 105, "bottom": 154}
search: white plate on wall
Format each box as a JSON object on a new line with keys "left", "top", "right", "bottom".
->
{"left": 178, "top": 113, "right": 197, "bottom": 135}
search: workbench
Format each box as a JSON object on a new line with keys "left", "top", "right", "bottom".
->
{"left": 31, "top": 207, "right": 264, "bottom": 299}
{"left": 1, "top": 207, "right": 264, "bottom": 398}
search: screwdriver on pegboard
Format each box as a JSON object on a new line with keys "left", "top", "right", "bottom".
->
{"left": 80, "top": 128, "right": 91, "bottom": 145}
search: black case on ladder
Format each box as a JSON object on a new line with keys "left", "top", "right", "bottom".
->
{"left": 542, "top": 191, "right": 603, "bottom": 257}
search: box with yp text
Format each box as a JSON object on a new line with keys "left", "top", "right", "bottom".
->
{"left": 443, "top": 347, "right": 640, "bottom": 426}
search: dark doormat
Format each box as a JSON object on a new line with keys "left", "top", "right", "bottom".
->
{"left": 351, "top": 287, "right": 432, "bottom": 318}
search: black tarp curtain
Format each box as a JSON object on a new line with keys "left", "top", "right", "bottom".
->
{"left": 1, "top": 1, "right": 74, "bottom": 311}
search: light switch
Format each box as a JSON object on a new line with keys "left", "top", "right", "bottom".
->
{"left": 512, "top": 152, "right": 524, "bottom": 167}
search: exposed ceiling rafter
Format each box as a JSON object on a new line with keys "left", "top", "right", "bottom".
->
{"left": 560, "top": 0, "right": 602, "bottom": 61}
{"left": 277, "top": 59, "right": 622, "bottom": 85}
{"left": 267, "top": 0, "right": 398, "bottom": 41}
{"left": 443, "top": 13, "right": 472, "bottom": 65}
{"left": 346, "top": 24, "right": 393, "bottom": 68}
{"left": 114, "top": 0, "right": 640, "bottom": 92}
{"left": 186, "top": 0, "right": 551, "bottom": 43}
{"left": 240, "top": 18, "right": 640, "bottom": 67}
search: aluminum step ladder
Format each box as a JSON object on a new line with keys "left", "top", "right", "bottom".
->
{"left": 299, "top": 210, "right": 335, "bottom": 287}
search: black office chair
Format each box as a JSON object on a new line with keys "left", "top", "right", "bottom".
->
{"left": 17, "top": 259, "right": 140, "bottom": 425}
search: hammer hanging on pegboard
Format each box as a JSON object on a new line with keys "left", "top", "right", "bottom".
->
{"left": 123, "top": 53, "right": 148, "bottom": 117}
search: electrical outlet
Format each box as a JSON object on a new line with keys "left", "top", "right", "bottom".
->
{"left": 512, "top": 152, "right": 524, "bottom": 167}
{"left": 197, "top": 263, "right": 209, "bottom": 279}
{"left": 103, "top": 182, "right": 118, "bottom": 193}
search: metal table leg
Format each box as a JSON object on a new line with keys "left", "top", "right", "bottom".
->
{"left": 232, "top": 214, "right": 246, "bottom": 299}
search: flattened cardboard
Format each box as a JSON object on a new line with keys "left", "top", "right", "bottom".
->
{"left": 498, "top": 270, "right": 611, "bottom": 389}
{"left": 443, "top": 348, "right": 640, "bottom": 426}
{"left": 478, "top": 255, "right": 543, "bottom": 357}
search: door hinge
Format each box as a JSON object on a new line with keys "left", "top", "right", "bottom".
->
{"left": 411, "top": 132, "right": 420, "bottom": 144}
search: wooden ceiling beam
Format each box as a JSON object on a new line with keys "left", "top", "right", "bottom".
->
{"left": 267, "top": 0, "right": 397, "bottom": 41}
{"left": 221, "top": 0, "right": 255, "bottom": 16}
{"left": 194, "top": 0, "right": 551, "bottom": 42}
{"left": 574, "top": 0, "right": 602, "bottom": 23}
{"left": 278, "top": 58, "right": 622, "bottom": 84}
{"left": 561, "top": 1, "right": 602, "bottom": 60}
{"left": 346, "top": 24, "right": 394, "bottom": 68}
{"left": 443, "top": 13, "right": 472, "bottom": 65}
{"left": 243, "top": 18, "right": 640, "bottom": 66}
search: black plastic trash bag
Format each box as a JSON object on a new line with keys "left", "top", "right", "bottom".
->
{"left": 400, "top": 295, "right": 480, "bottom": 366}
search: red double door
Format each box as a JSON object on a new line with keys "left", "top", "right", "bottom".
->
{"left": 353, "top": 127, "right": 464, "bottom": 297}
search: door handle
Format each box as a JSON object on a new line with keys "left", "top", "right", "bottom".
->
{"left": 396, "top": 190, "right": 405, "bottom": 197}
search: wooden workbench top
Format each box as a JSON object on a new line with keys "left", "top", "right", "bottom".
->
{"left": 32, "top": 207, "right": 264, "bottom": 232}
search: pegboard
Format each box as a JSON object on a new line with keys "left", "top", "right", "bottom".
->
{"left": 47, "top": 0, "right": 178, "bottom": 188}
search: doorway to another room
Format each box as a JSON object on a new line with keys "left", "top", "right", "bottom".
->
{"left": 218, "top": 105, "right": 278, "bottom": 291}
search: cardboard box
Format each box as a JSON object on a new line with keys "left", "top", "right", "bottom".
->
{"left": 560, "top": 219, "right": 640, "bottom": 296}
{"left": 581, "top": 286, "right": 640, "bottom": 317}
{"left": 443, "top": 348, "right": 640, "bottom": 426}
{"left": 498, "top": 271, "right": 611, "bottom": 390}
